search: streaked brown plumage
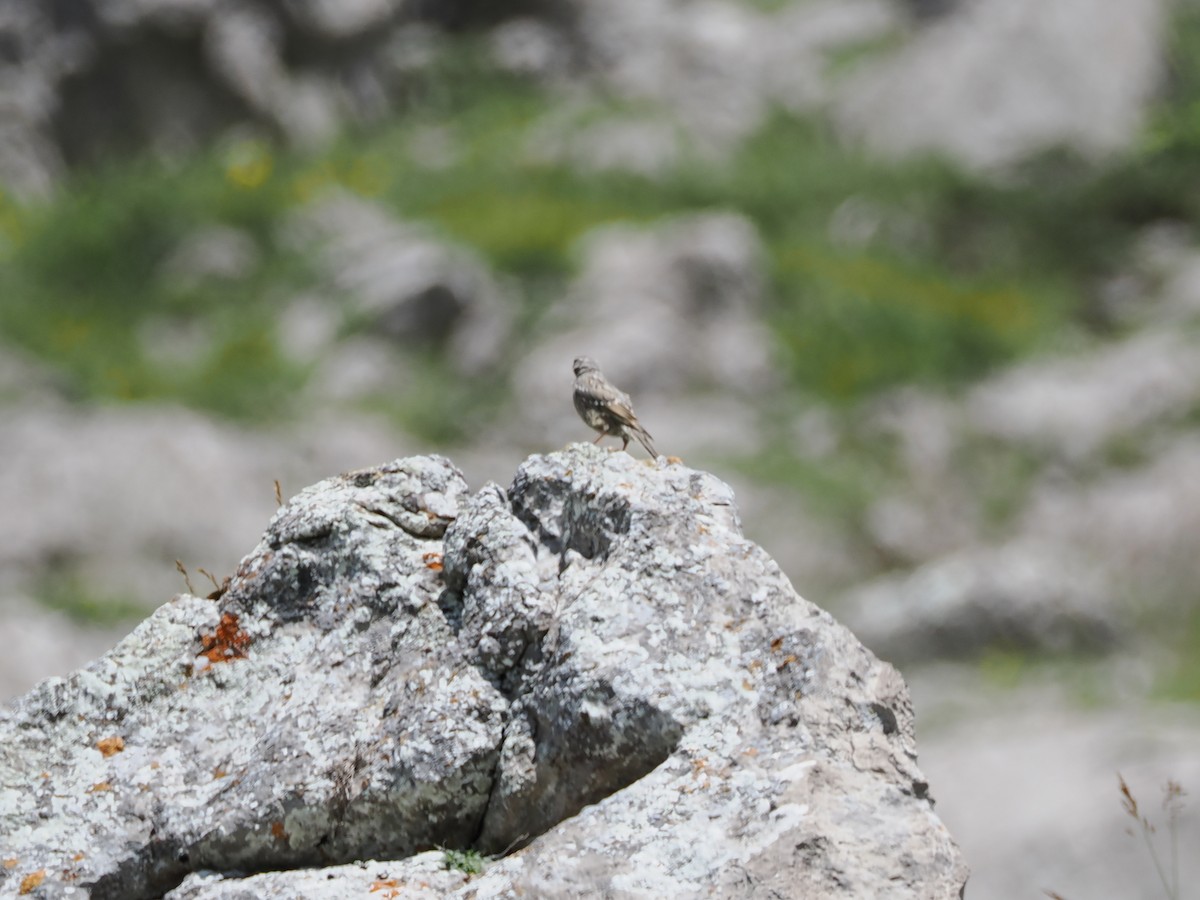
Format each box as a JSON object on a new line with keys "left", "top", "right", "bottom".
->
{"left": 572, "top": 357, "right": 658, "bottom": 457}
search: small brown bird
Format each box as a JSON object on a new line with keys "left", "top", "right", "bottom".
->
{"left": 572, "top": 357, "right": 658, "bottom": 457}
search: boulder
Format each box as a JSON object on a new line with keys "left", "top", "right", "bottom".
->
{"left": 0, "top": 446, "right": 966, "bottom": 899}
{"left": 835, "top": 0, "right": 1167, "bottom": 170}
{"left": 966, "top": 329, "right": 1200, "bottom": 462}
{"left": 283, "top": 191, "right": 512, "bottom": 376}
{"left": 839, "top": 541, "right": 1121, "bottom": 664}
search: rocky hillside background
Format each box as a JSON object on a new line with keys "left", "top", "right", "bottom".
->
{"left": 2, "top": 0, "right": 1200, "bottom": 897}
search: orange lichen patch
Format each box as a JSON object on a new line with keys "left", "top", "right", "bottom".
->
{"left": 3, "top": 858, "right": 18, "bottom": 869}
{"left": 87, "top": 782, "right": 111, "bottom": 793}
{"left": 747, "top": 659, "right": 763, "bottom": 673}
{"left": 96, "top": 736, "right": 125, "bottom": 757}
{"left": 422, "top": 552, "right": 444, "bottom": 572}
{"left": 776, "top": 653, "right": 798, "bottom": 670}
{"left": 690, "top": 758, "right": 709, "bottom": 777}
{"left": 742, "top": 680, "right": 754, "bottom": 690}
{"left": 742, "top": 746, "right": 759, "bottom": 757}
{"left": 769, "top": 637, "right": 784, "bottom": 653}
{"left": 212, "top": 767, "right": 228, "bottom": 780}
{"left": 19, "top": 870, "right": 45, "bottom": 894}
{"left": 71, "top": 853, "right": 85, "bottom": 862}
{"left": 199, "top": 612, "right": 252, "bottom": 663}
{"left": 270, "top": 821, "right": 288, "bottom": 842}
{"left": 370, "top": 880, "right": 402, "bottom": 897}
{"left": 666, "top": 456, "right": 683, "bottom": 465}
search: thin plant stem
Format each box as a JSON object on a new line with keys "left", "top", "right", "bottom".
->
{"left": 1139, "top": 825, "right": 1174, "bottom": 900}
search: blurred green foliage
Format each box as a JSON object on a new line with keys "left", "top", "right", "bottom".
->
{"left": 3, "top": 9, "right": 1200, "bottom": 441}
{"left": 1158, "top": 606, "right": 1200, "bottom": 703}
{"left": 36, "top": 571, "right": 151, "bottom": 625}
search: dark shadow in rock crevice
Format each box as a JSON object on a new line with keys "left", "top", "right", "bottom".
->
{"left": 476, "top": 679, "right": 684, "bottom": 855}
{"left": 510, "top": 491, "right": 564, "bottom": 558}
{"left": 87, "top": 839, "right": 192, "bottom": 900}
{"left": 561, "top": 493, "right": 631, "bottom": 562}
{"left": 87, "top": 756, "right": 499, "bottom": 900}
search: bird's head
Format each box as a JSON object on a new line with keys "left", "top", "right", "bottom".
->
{"left": 573, "top": 357, "right": 600, "bottom": 377}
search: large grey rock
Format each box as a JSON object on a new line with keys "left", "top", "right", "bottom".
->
{"left": 283, "top": 191, "right": 512, "bottom": 376}
{"left": 831, "top": 326, "right": 1200, "bottom": 665}
{"left": 556, "top": 0, "right": 900, "bottom": 159}
{"left": 835, "top": 0, "right": 1167, "bottom": 170}
{"left": 967, "top": 329, "right": 1200, "bottom": 461}
{"left": 0, "top": 4, "right": 78, "bottom": 198}
{"left": 0, "top": 0, "right": 426, "bottom": 193}
{"left": 840, "top": 541, "right": 1121, "bottom": 664}
{"left": 169, "top": 852, "right": 469, "bottom": 898}
{"left": 0, "top": 446, "right": 966, "bottom": 899}
{"left": 1019, "top": 433, "right": 1200, "bottom": 601}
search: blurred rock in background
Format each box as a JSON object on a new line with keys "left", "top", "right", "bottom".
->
{"left": 283, "top": 190, "right": 513, "bottom": 376}
{"left": 836, "top": 0, "right": 1168, "bottom": 169}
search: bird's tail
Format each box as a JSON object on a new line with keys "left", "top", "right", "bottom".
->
{"left": 630, "top": 424, "right": 658, "bottom": 458}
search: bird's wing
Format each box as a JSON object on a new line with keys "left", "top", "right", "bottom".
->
{"left": 577, "top": 373, "right": 641, "bottom": 426}
{"left": 593, "top": 378, "right": 638, "bottom": 422}
{"left": 605, "top": 394, "right": 639, "bottom": 427}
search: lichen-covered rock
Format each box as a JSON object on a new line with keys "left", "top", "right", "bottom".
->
{"left": 0, "top": 446, "right": 966, "bottom": 899}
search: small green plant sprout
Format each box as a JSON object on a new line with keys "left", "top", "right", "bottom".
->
{"left": 1118, "top": 773, "right": 1186, "bottom": 900}
{"left": 442, "top": 848, "right": 486, "bottom": 876}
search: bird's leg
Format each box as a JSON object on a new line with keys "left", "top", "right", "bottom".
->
{"left": 593, "top": 432, "right": 605, "bottom": 445}
{"left": 621, "top": 436, "right": 630, "bottom": 451}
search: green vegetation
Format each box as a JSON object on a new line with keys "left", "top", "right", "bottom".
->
{"left": 1155, "top": 604, "right": 1200, "bottom": 703}
{"left": 0, "top": 153, "right": 310, "bottom": 420}
{"left": 442, "top": 848, "right": 486, "bottom": 875}
{"left": 3, "top": 8, "right": 1200, "bottom": 443}
{"left": 35, "top": 571, "right": 151, "bottom": 625}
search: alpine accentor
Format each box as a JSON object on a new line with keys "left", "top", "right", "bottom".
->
{"left": 572, "top": 357, "right": 658, "bottom": 457}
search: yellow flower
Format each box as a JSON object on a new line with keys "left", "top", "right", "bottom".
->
{"left": 224, "top": 140, "right": 274, "bottom": 190}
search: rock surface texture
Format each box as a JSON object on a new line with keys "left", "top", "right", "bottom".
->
{"left": 0, "top": 446, "right": 966, "bottom": 899}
